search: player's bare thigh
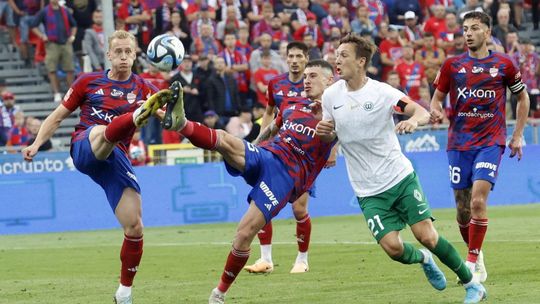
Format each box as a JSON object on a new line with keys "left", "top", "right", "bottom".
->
{"left": 215, "top": 129, "right": 246, "bottom": 172}
{"left": 88, "top": 125, "right": 117, "bottom": 160}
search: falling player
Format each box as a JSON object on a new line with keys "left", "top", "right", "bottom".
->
{"left": 317, "top": 33, "right": 488, "bottom": 304}
{"left": 430, "top": 11, "right": 530, "bottom": 283}
{"left": 160, "top": 60, "right": 337, "bottom": 304}
{"left": 22, "top": 30, "right": 171, "bottom": 304}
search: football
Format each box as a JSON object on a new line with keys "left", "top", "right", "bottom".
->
{"left": 146, "top": 34, "right": 185, "bottom": 72}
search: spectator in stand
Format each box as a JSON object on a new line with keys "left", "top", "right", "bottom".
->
{"left": 423, "top": 4, "right": 447, "bottom": 38}
{"left": 186, "top": 0, "right": 216, "bottom": 23}
{"left": 129, "top": 130, "right": 149, "bottom": 166}
{"left": 153, "top": 0, "right": 187, "bottom": 37}
{"left": 415, "top": 32, "right": 445, "bottom": 92}
{"left": 246, "top": 0, "right": 265, "bottom": 24}
{"left": 390, "top": 0, "right": 422, "bottom": 25}
{"left": 0, "top": 0, "right": 18, "bottom": 51}
{"left": 225, "top": 107, "right": 253, "bottom": 139}
{"left": 218, "top": 33, "right": 250, "bottom": 106}
{"left": 446, "top": 32, "right": 467, "bottom": 57}
{"left": 293, "top": 12, "right": 324, "bottom": 49}
{"left": 360, "top": 29, "right": 382, "bottom": 80}
{"left": 321, "top": 2, "right": 350, "bottom": 38}
{"left": 251, "top": 2, "right": 275, "bottom": 45}
{"left": 243, "top": 103, "right": 265, "bottom": 142}
{"left": 511, "top": 38, "right": 540, "bottom": 118}
{"left": 0, "top": 90, "right": 21, "bottom": 145}
{"left": 249, "top": 33, "right": 286, "bottom": 77}
{"left": 216, "top": 5, "right": 247, "bottom": 41}
{"left": 271, "top": 16, "right": 292, "bottom": 47}
{"left": 363, "top": 0, "right": 388, "bottom": 27}
{"left": 395, "top": 44, "right": 429, "bottom": 103}
{"left": 192, "top": 55, "right": 214, "bottom": 110}
{"left": 303, "top": 32, "right": 322, "bottom": 60}
{"left": 190, "top": 4, "right": 217, "bottom": 40}
{"left": 117, "top": 0, "right": 153, "bottom": 51}
{"left": 379, "top": 27, "right": 404, "bottom": 81}
{"left": 275, "top": 0, "right": 297, "bottom": 25}
{"left": 170, "top": 55, "right": 204, "bottom": 123}
{"left": 253, "top": 50, "right": 280, "bottom": 106}
{"left": 322, "top": 28, "right": 341, "bottom": 56}
{"left": 31, "top": 0, "right": 77, "bottom": 103}
{"left": 139, "top": 64, "right": 169, "bottom": 145}
{"left": 165, "top": 11, "right": 191, "bottom": 51}
{"left": 8, "top": 0, "right": 43, "bottom": 67}
{"left": 492, "top": 8, "right": 517, "bottom": 50}
{"left": 505, "top": 29, "right": 519, "bottom": 55}
{"left": 235, "top": 25, "right": 253, "bottom": 60}
{"left": 7, "top": 111, "right": 29, "bottom": 147}
{"left": 437, "top": 12, "right": 462, "bottom": 52}
{"left": 190, "top": 23, "right": 221, "bottom": 59}
{"left": 457, "top": 0, "right": 486, "bottom": 21}
{"left": 66, "top": 0, "right": 98, "bottom": 70}
{"left": 532, "top": 0, "right": 539, "bottom": 30}
{"left": 351, "top": 4, "right": 376, "bottom": 36}
{"left": 374, "top": 21, "right": 389, "bottom": 46}
{"left": 290, "top": 0, "right": 312, "bottom": 31}
{"left": 401, "top": 11, "right": 424, "bottom": 49}
{"left": 83, "top": 9, "right": 105, "bottom": 72}
{"left": 215, "top": 0, "right": 244, "bottom": 22}
{"left": 206, "top": 56, "right": 241, "bottom": 122}
{"left": 202, "top": 110, "right": 225, "bottom": 130}
{"left": 26, "top": 117, "right": 53, "bottom": 151}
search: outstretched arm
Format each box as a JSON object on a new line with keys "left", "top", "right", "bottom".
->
{"left": 395, "top": 98, "right": 430, "bottom": 134}
{"left": 253, "top": 120, "right": 278, "bottom": 145}
{"left": 22, "top": 105, "right": 72, "bottom": 161}
{"left": 509, "top": 89, "right": 530, "bottom": 160}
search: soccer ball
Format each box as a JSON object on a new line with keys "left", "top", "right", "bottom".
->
{"left": 146, "top": 34, "right": 185, "bottom": 72}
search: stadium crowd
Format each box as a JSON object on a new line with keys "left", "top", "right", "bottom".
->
{"left": 0, "top": 0, "right": 539, "bottom": 164}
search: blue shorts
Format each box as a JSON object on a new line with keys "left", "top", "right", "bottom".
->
{"left": 70, "top": 127, "right": 140, "bottom": 212}
{"left": 225, "top": 141, "right": 294, "bottom": 223}
{"left": 447, "top": 145, "right": 504, "bottom": 189}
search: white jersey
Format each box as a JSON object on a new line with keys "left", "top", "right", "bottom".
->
{"left": 322, "top": 78, "right": 414, "bottom": 197}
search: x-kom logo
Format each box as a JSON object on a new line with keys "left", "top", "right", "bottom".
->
{"left": 457, "top": 87, "right": 496, "bottom": 99}
{"left": 90, "top": 107, "right": 115, "bottom": 123}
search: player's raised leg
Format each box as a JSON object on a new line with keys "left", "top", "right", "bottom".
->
{"left": 290, "top": 192, "right": 311, "bottom": 273}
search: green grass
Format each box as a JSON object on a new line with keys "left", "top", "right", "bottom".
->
{"left": 1, "top": 204, "right": 539, "bottom": 304}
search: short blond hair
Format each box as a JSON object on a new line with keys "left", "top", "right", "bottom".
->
{"left": 108, "top": 30, "right": 137, "bottom": 51}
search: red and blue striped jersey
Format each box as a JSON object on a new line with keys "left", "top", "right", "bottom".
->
{"left": 63, "top": 71, "right": 157, "bottom": 154}
{"left": 435, "top": 51, "right": 524, "bottom": 151}
{"left": 260, "top": 97, "right": 336, "bottom": 202}
{"left": 267, "top": 73, "right": 304, "bottom": 111}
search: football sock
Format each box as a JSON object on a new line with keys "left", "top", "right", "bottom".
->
{"left": 431, "top": 236, "right": 473, "bottom": 284}
{"left": 468, "top": 218, "right": 488, "bottom": 263}
{"left": 258, "top": 222, "right": 273, "bottom": 263}
{"left": 116, "top": 284, "right": 131, "bottom": 298}
{"left": 217, "top": 247, "right": 250, "bottom": 293}
{"left": 296, "top": 214, "right": 311, "bottom": 253}
{"left": 457, "top": 220, "right": 470, "bottom": 244}
{"left": 260, "top": 245, "right": 272, "bottom": 264}
{"left": 394, "top": 242, "right": 424, "bottom": 264}
{"left": 120, "top": 234, "right": 143, "bottom": 287}
{"left": 295, "top": 251, "right": 308, "bottom": 264}
{"left": 179, "top": 121, "right": 218, "bottom": 150}
{"left": 104, "top": 113, "right": 136, "bottom": 143}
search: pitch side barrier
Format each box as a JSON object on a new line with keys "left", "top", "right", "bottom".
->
{"left": 1, "top": 145, "right": 539, "bottom": 235}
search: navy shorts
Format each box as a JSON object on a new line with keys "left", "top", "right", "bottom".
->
{"left": 70, "top": 127, "right": 141, "bottom": 211}
{"left": 225, "top": 141, "right": 294, "bottom": 223}
{"left": 447, "top": 145, "right": 504, "bottom": 189}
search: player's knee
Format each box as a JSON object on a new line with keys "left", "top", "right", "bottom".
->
{"left": 382, "top": 242, "right": 403, "bottom": 260}
{"left": 470, "top": 197, "right": 487, "bottom": 213}
{"left": 234, "top": 228, "right": 256, "bottom": 248}
{"left": 292, "top": 205, "right": 307, "bottom": 219}
{"left": 416, "top": 233, "right": 438, "bottom": 250}
{"left": 124, "top": 220, "right": 143, "bottom": 236}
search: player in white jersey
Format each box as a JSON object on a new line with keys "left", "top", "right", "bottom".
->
{"left": 316, "top": 33, "right": 487, "bottom": 304}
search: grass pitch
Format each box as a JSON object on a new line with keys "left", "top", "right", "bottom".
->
{"left": 0, "top": 204, "right": 539, "bottom": 304}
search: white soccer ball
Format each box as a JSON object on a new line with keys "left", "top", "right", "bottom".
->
{"left": 146, "top": 34, "right": 185, "bottom": 72}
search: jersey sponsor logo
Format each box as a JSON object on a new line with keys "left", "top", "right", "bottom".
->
{"left": 94, "top": 89, "right": 104, "bottom": 95}
{"left": 90, "top": 107, "right": 116, "bottom": 123}
{"left": 127, "top": 92, "right": 137, "bottom": 104}
{"left": 111, "top": 89, "right": 124, "bottom": 97}
{"left": 458, "top": 67, "right": 466, "bottom": 73}
{"left": 363, "top": 102, "right": 374, "bottom": 111}
{"left": 281, "top": 120, "right": 316, "bottom": 138}
{"left": 457, "top": 107, "right": 494, "bottom": 119}
{"left": 414, "top": 189, "right": 422, "bottom": 201}
{"left": 475, "top": 162, "right": 497, "bottom": 171}
{"left": 457, "top": 87, "right": 496, "bottom": 99}
{"left": 489, "top": 67, "right": 498, "bottom": 77}
{"left": 259, "top": 181, "right": 280, "bottom": 208}
{"left": 333, "top": 104, "right": 344, "bottom": 110}
{"left": 404, "top": 134, "right": 441, "bottom": 152}
{"left": 287, "top": 91, "right": 298, "bottom": 97}
{"left": 472, "top": 66, "right": 484, "bottom": 73}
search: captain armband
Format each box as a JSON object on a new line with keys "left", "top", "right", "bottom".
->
{"left": 509, "top": 80, "right": 525, "bottom": 94}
